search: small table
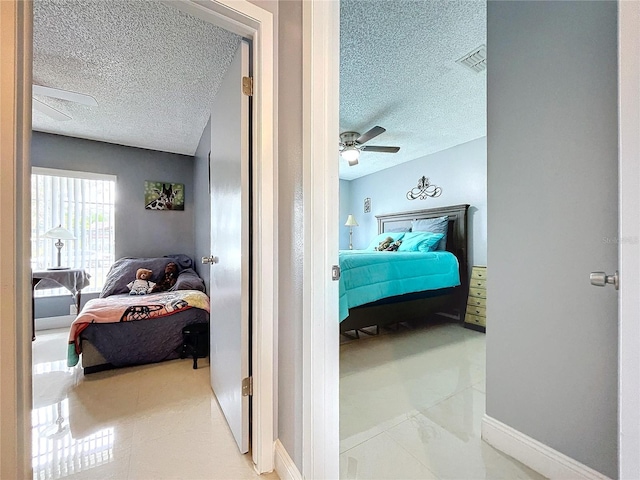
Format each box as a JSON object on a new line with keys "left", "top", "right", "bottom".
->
{"left": 32, "top": 269, "right": 91, "bottom": 340}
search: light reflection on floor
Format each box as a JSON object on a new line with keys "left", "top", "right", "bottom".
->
{"left": 31, "top": 328, "right": 278, "bottom": 480}
{"left": 32, "top": 398, "right": 114, "bottom": 480}
{"left": 32, "top": 358, "right": 115, "bottom": 480}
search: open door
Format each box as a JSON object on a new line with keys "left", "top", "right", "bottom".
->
{"left": 204, "top": 39, "right": 250, "bottom": 454}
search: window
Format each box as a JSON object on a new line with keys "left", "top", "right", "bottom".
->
{"left": 31, "top": 168, "right": 116, "bottom": 295}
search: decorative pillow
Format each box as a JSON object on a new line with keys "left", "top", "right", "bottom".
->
{"left": 366, "top": 232, "right": 405, "bottom": 251}
{"left": 397, "top": 232, "right": 444, "bottom": 253}
{"left": 169, "top": 268, "right": 206, "bottom": 292}
{"left": 411, "top": 216, "right": 449, "bottom": 251}
{"left": 100, "top": 256, "right": 195, "bottom": 297}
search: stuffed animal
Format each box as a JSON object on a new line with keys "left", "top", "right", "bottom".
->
{"left": 127, "top": 268, "right": 156, "bottom": 295}
{"left": 375, "top": 236, "right": 394, "bottom": 251}
{"left": 151, "top": 262, "right": 178, "bottom": 293}
{"left": 375, "top": 236, "right": 402, "bottom": 252}
{"left": 385, "top": 240, "right": 402, "bottom": 252}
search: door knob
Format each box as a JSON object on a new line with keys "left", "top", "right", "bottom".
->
{"left": 202, "top": 255, "right": 219, "bottom": 265}
{"left": 590, "top": 271, "right": 619, "bottom": 290}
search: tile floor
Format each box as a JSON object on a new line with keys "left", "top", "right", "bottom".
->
{"left": 32, "top": 328, "right": 278, "bottom": 480}
{"left": 339, "top": 319, "right": 547, "bottom": 480}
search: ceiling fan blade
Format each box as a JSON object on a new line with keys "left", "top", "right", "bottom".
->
{"left": 33, "top": 98, "right": 71, "bottom": 121}
{"left": 360, "top": 145, "right": 400, "bottom": 153}
{"left": 356, "top": 126, "right": 385, "bottom": 145}
{"left": 33, "top": 85, "right": 98, "bottom": 106}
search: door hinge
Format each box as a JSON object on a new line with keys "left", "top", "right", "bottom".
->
{"left": 242, "top": 76, "right": 253, "bottom": 96}
{"left": 332, "top": 265, "right": 341, "bottom": 281}
{"left": 242, "top": 376, "right": 253, "bottom": 396}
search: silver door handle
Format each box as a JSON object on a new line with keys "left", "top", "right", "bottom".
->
{"left": 202, "top": 255, "right": 219, "bottom": 265}
{"left": 590, "top": 271, "right": 619, "bottom": 290}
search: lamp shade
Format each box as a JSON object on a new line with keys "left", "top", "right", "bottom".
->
{"left": 43, "top": 225, "right": 76, "bottom": 240}
{"left": 345, "top": 214, "right": 359, "bottom": 227}
{"left": 341, "top": 146, "right": 360, "bottom": 165}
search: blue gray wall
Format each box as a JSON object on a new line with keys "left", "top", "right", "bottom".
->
{"left": 486, "top": 1, "right": 618, "bottom": 477}
{"left": 342, "top": 137, "right": 487, "bottom": 268}
{"left": 193, "top": 116, "right": 212, "bottom": 294}
{"left": 339, "top": 179, "right": 352, "bottom": 249}
{"left": 276, "top": 0, "right": 304, "bottom": 468}
{"left": 32, "top": 131, "right": 195, "bottom": 317}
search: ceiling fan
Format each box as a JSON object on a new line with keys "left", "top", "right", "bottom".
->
{"left": 339, "top": 126, "right": 400, "bottom": 166}
{"left": 32, "top": 85, "right": 98, "bottom": 121}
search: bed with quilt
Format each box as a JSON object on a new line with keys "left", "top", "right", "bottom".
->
{"left": 339, "top": 204, "right": 470, "bottom": 334}
{"left": 67, "top": 255, "right": 210, "bottom": 374}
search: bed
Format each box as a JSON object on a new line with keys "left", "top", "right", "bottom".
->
{"left": 339, "top": 204, "right": 470, "bottom": 334}
{"left": 67, "top": 255, "right": 210, "bottom": 374}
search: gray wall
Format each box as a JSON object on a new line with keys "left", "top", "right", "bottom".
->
{"left": 32, "top": 132, "right": 195, "bottom": 316}
{"left": 193, "top": 116, "right": 212, "bottom": 294}
{"left": 344, "top": 137, "right": 487, "bottom": 268}
{"left": 276, "top": 0, "right": 303, "bottom": 469}
{"left": 339, "top": 179, "right": 352, "bottom": 250}
{"left": 486, "top": 2, "right": 618, "bottom": 477}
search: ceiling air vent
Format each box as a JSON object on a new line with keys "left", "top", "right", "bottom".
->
{"left": 456, "top": 45, "right": 486, "bottom": 73}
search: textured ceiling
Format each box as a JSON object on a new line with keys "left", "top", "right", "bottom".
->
{"left": 339, "top": 0, "right": 486, "bottom": 180}
{"left": 32, "top": 1, "right": 485, "bottom": 175}
{"left": 32, "top": 0, "right": 241, "bottom": 155}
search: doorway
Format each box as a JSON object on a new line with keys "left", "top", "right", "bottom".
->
{"left": 304, "top": 2, "right": 637, "bottom": 480}
{"left": 1, "top": 0, "right": 275, "bottom": 477}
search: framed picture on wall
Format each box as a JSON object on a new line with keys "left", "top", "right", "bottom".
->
{"left": 144, "top": 181, "right": 185, "bottom": 211}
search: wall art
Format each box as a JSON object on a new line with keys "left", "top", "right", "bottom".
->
{"left": 145, "top": 181, "right": 185, "bottom": 210}
{"left": 407, "top": 176, "right": 442, "bottom": 200}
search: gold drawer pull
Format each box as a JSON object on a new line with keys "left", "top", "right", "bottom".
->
{"left": 476, "top": 282, "right": 483, "bottom": 286}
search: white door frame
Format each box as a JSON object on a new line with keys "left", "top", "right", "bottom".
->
{"left": 0, "top": 0, "right": 276, "bottom": 475}
{"left": 301, "top": 1, "right": 341, "bottom": 478}
{"left": 0, "top": 1, "right": 33, "bottom": 478}
{"left": 618, "top": 1, "right": 640, "bottom": 478}
{"left": 303, "top": 1, "right": 640, "bottom": 478}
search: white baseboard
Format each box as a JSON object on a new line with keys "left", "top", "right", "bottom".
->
{"left": 274, "top": 439, "right": 302, "bottom": 480}
{"left": 482, "top": 414, "right": 611, "bottom": 480}
{"left": 35, "top": 315, "right": 74, "bottom": 331}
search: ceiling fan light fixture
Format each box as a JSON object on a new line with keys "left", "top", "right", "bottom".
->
{"left": 341, "top": 146, "right": 360, "bottom": 165}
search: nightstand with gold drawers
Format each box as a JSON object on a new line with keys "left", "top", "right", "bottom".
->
{"left": 464, "top": 266, "right": 486, "bottom": 332}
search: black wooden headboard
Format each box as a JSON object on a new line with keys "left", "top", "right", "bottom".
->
{"left": 376, "top": 204, "right": 471, "bottom": 288}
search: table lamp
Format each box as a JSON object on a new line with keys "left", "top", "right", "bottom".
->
{"left": 345, "top": 214, "right": 359, "bottom": 250}
{"left": 43, "top": 225, "right": 75, "bottom": 270}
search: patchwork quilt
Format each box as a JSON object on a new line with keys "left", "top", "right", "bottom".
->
{"left": 67, "top": 290, "right": 210, "bottom": 367}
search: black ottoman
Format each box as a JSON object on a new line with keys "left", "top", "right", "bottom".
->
{"left": 180, "top": 323, "right": 209, "bottom": 369}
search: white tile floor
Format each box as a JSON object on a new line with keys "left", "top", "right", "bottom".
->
{"left": 340, "top": 320, "right": 547, "bottom": 480}
{"left": 32, "top": 328, "right": 278, "bottom": 480}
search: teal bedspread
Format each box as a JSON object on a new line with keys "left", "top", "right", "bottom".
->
{"left": 339, "top": 250, "right": 460, "bottom": 322}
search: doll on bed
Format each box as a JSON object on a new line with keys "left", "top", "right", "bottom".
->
{"left": 127, "top": 268, "right": 155, "bottom": 295}
{"left": 151, "top": 262, "right": 178, "bottom": 293}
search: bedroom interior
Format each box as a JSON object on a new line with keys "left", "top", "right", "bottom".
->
{"left": 17, "top": 1, "right": 625, "bottom": 479}
{"left": 334, "top": 1, "right": 534, "bottom": 478}
{"left": 29, "top": 1, "right": 273, "bottom": 478}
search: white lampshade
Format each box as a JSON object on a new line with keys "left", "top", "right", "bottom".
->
{"left": 345, "top": 214, "right": 359, "bottom": 227}
{"left": 341, "top": 146, "right": 360, "bottom": 165}
{"left": 43, "top": 225, "right": 76, "bottom": 240}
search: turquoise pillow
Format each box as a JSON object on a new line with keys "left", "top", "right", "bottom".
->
{"left": 412, "top": 216, "right": 449, "bottom": 250}
{"left": 397, "top": 232, "right": 444, "bottom": 252}
{"left": 365, "top": 232, "right": 405, "bottom": 251}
